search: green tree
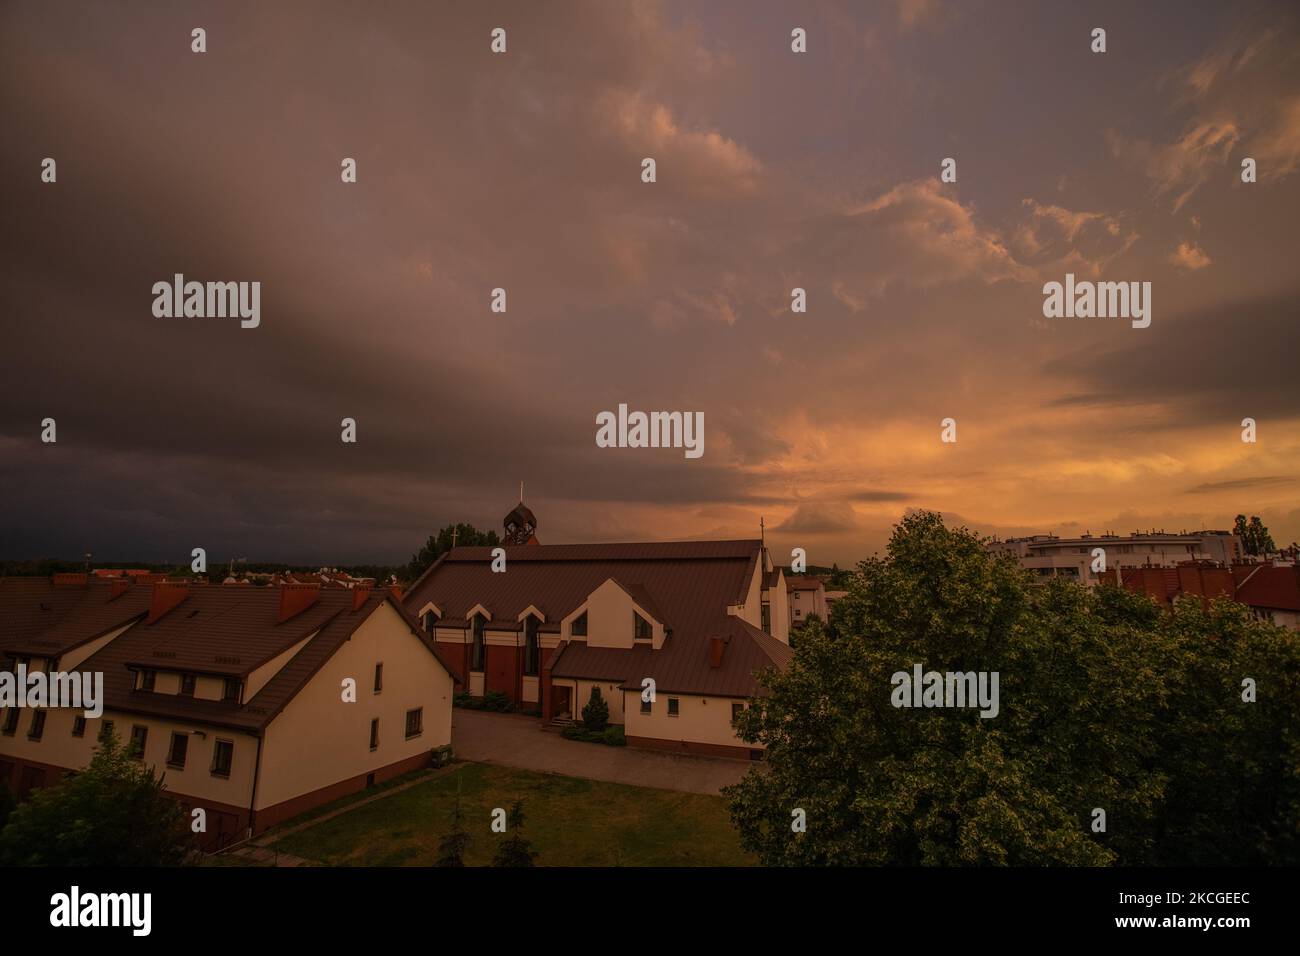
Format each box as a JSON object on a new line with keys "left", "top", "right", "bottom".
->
{"left": 0, "top": 733, "right": 191, "bottom": 866}
{"left": 724, "top": 511, "right": 1300, "bottom": 866}
{"left": 582, "top": 686, "right": 610, "bottom": 732}
{"left": 492, "top": 800, "right": 538, "bottom": 867}
{"left": 435, "top": 772, "right": 471, "bottom": 867}
{"left": 406, "top": 523, "right": 501, "bottom": 582}
{"left": 0, "top": 784, "right": 14, "bottom": 831}
{"left": 1235, "top": 514, "right": 1277, "bottom": 557}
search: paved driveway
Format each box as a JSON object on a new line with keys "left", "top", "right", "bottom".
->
{"left": 451, "top": 710, "right": 754, "bottom": 796}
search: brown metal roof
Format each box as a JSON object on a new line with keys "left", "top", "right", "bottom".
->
{"left": 407, "top": 539, "right": 788, "bottom": 697}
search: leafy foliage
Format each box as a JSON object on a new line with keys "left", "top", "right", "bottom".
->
{"left": 406, "top": 523, "right": 501, "bottom": 582}
{"left": 725, "top": 511, "right": 1300, "bottom": 866}
{"left": 1234, "top": 514, "right": 1276, "bottom": 557}
{"left": 0, "top": 733, "right": 192, "bottom": 866}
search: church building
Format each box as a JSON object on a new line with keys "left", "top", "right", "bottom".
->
{"left": 403, "top": 500, "right": 792, "bottom": 759}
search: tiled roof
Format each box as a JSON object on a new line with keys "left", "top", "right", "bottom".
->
{"left": 407, "top": 539, "right": 788, "bottom": 697}
{"left": 0, "top": 577, "right": 151, "bottom": 657}
{"left": 786, "top": 577, "right": 824, "bottom": 591}
{"left": 1236, "top": 565, "right": 1300, "bottom": 611}
{"left": 2, "top": 580, "right": 459, "bottom": 733}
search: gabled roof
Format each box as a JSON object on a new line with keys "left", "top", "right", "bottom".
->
{"left": 610, "top": 579, "right": 668, "bottom": 629}
{"left": 0, "top": 577, "right": 152, "bottom": 658}
{"left": 404, "top": 539, "right": 787, "bottom": 698}
{"left": 8, "top": 584, "right": 460, "bottom": 734}
{"left": 405, "top": 540, "right": 761, "bottom": 637}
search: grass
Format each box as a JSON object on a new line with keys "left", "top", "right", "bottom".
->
{"left": 267, "top": 761, "right": 755, "bottom": 867}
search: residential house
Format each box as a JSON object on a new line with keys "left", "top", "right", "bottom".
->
{"left": 0, "top": 575, "right": 458, "bottom": 849}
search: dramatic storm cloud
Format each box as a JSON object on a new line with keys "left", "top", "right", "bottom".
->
{"left": 1, "top": 0, "right": 1297, "bottom": 565}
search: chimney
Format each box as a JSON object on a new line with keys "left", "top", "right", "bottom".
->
{"left": 109, "top": 578, "right": 131, "bottom": 601}
{"left": 388, "top": 583, "right": 404, "bottom": 601}
{"left": 277, "top": 583, "right": 321, "bottom": 624}
{"left": 147, "top": 580, "right": 191, "bottom": 624}
{"left": 708, "top": 635, "right": 729, "bottom": 668}
{"left": 351, "top": 585, "right": 374, "bottom": 612}
{"left": 52, "top": 572, "right": 88, "bottom": 587}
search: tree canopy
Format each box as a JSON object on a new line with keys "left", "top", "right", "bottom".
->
{"left": 0, "top": 733, "right": 192, "bottom": 866}
{"left": 1235, "top": 514, "right": 1276, "bottom": 557}
{"left": 725, "top": 511, "right": 1300, "bottom": 866}
{"left": 406, "top": 523, "right": 501, "bottom": 582}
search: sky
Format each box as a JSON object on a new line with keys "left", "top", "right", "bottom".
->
{"left": 1, "top": 0, "right": 1297, "bottom": 568}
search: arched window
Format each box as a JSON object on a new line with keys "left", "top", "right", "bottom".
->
{"left": 524, "top": 616, "right": 540, "bottom": 676}
{"left": 471, "top": 615, "right": 486, "bottom": 672}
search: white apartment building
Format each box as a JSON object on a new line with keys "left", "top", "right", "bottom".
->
{"left": 986, "top": 530, "right": 1242, "bottom": 587}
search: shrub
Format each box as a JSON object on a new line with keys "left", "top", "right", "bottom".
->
{"left": 581, "top": 686, "right": 610, "bottom": 731}
{"left": 0, "top": 733, "right": 190, "bottom": 866}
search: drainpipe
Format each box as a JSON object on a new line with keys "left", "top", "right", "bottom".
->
{"left": 246, "top": 732, "right": 264, "bottom": 840}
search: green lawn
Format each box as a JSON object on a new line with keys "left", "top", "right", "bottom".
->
{"left": 266, "top": 762, "right": 755, "bottom": 867}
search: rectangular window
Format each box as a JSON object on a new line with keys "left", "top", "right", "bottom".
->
{"left": 471, "top": 616, "right": 486, "bottom": 672}
{"left": 140, "top": 670, "right": 156, "bottom": 692}
{"left": 221, "top": 678, "right": 240, "bottom": 703}
{"left": 99, "top": 719, "right": 115, "bottom": 743}
{"left": 29, "top": 710, "right": 46, "bottom": 740}
{"left": 130, "top": 724, "right": 148, "bottom": 759}
{"left": 634, "top": 612, "right": 652, "bottom": 641}
{"left": 167, "top": 732, "right": 189, "bottom": 769}
{"left": 731, "top": 702, "right": 744, "bottom": 723}
{"left": 640, "top": 697, "right": 652, "bottom": 715}
{"left": 211, "top": 739, "right": 233, "bottom": 777}
{"left": 405, "top": 708, "right": 423, "bottom": 739}
{"left": 72, "top": 715, "right": 86, "bottom": 737}
{"left": 369, "top": 718, "right": 380, "bottom": 751}
{"left": 667, "top": 698, "right": 679, "bottom": 717}
{"left": 761, "top": 603, "right": 771, "bottom": 635}
{"left": 423, "top": 610, "right": 437, "bottom": 633}
{"left": 373, "top": 662, "right": 383, "bottom": 694}
{"left": 1, "top": 709, "right": 17, "bottom": 736}
{"left": 180, "top": 673, "right": 196, "bottom": 697}
{"left": 570, "top": 611, "right": 587, "bottom": 637}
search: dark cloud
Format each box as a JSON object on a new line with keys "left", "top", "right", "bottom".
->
{"left": 1, "top": 1, "right": 1297, "bottom": 565}
{"left": 1042, "top": 290, "right": 1300, "bottom": 422}
{"left": 1185, "top": 476, "right": 1295, "bottom": 494}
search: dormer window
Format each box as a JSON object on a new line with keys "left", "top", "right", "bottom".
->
{"left": 180, "top": 673, "right": 196, "bottom": 697}
{"left": 422, "top": 610, "right": 438, "bottom": 633}
{"left": 140, "top": 670, "right": 156, "bottom": 692}
{"left": 634, "top": 612, "right": 652, "bottom": 642}
{"left": 571, "top": 611, "right": 588, "bottom": 637}
{"left": 222, "top": 678, "right": 241, "bottom": 703}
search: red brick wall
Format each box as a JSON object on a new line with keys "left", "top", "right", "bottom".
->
{"left": 437, "top": 640, "right": 469, "bottom": 690}
{"left": 484, "top": 643, "right": 520, "bottom": 704}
